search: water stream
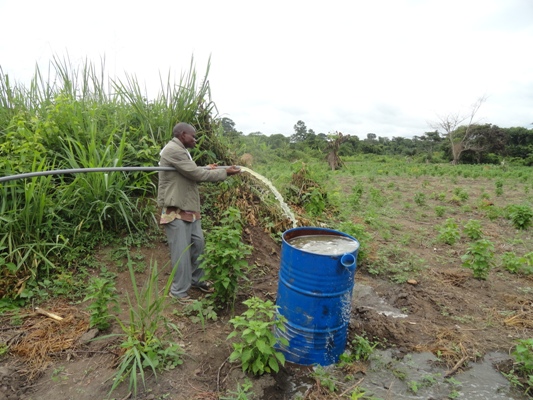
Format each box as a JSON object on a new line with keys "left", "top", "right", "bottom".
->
{"left": 240, "top": 167, "right": 298, "bottom": 228}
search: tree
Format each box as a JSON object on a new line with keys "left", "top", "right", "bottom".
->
{"left": 430, "top": 96, "right": 487, "bottom": 165}
{"left": 325, "top": 131, "right": 350, "bottom": 170}
{"left": 419, "top": 131, "right": 442, "bottom": 157}
{"left": 220, "top": 117, "right": 237, "bottom": 133}
{"left": 266, "top": 133, "right": 289, "bottom": 150}
{"left": 459, "top": 124, "right": 506, "bottom": 163}
{"left": 219, "top": 117, "right": 242, "bottom": 144}
{"left": 506, "top": 127, "right": 533, "bottom": 158}
{"left": 290, "top": 120, "right": 308, "bottom": 143}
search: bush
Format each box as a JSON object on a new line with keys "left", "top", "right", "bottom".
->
{"left": 506, "top": 204, "right": 533, "bottom": 230}
{"left": 463, "top": 219, "right": 483, "bottom": 240}
{"left": 200, "top": 207, "right": 252, "bottom": 308}
{"left": 461, "top": 239, "right": 494, "bottom": 280}
{"left": 227, "top": 297, "right": 288, "bottom": 375}
{"left": 437, "top": 219, "right": 460, "bottom": 245}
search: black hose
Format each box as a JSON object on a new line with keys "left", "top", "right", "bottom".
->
{"left": 0, "top": 166, "right": 235, "bottom": 183}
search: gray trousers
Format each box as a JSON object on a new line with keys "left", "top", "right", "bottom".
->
{"left": 164, "top": 218, "right": 205, "bottom": 298}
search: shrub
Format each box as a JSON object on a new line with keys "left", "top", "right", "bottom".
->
{"left": 502, "top": 252, "right": 522, "bottom": 274}
{"left": 84, "top": 269, "right": 119, "bottom": 330}
{"left": 461, "top": 239, "right": 494, "bottom": 280}
{"left": 506, "top": 204, "right": 533, "bottom": 230}
{"left": 463, "top": 219, "right": 483, "bottom": 240}
{"left": 453, "top": 187, "right": 469, "bottom": 201}
{"left": 227, "top": 297, "right": 288, "bottom": 375}
{"left": 438, "top": 219, "right": 460, "bottom": 245}
{"left": 512, "top": 338, "right": 533, "bottom": 376}
{"left": 414, "top": 192, "right": 426, "bottom": 206}
{"left": 341, "top": 334, "right": 378, "bottom": 363}
{"left": 200, "top": 207, "right": 252, "bottom": 308}
{"left": 435, "top": 206, "right": 446, "bottom": 217}
{"left": 501, "top": 251, "right": 533, "bottom": 275}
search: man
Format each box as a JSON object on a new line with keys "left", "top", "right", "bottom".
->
{"left": 158, "top": 122, "right": 241, "bottom": 300}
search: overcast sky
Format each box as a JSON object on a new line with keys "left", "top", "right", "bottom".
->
{"left": 1, "top": 0, "right": 532, "bottom": 138}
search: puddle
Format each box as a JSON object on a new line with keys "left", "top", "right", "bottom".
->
{"left": 352, "top": 283, "right": 408, "bottom": 318}
{"left": 260, "top": 284, "right": 528, "bottom": 399}
{"left": 360, "top": 350, "right": 528, "bottom": 399}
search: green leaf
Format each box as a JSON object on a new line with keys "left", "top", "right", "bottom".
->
{"left": 268, "top": 357, "right": 279, "bottom": 373}
{"left": 256, "top": 339, "right": 269, "bottom": 354}
{"left": 275, "top": 351, "right": 286, "bottom": 365}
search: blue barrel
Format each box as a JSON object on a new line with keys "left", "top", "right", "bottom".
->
{"left": 274, "top": 227, "right": 359, "bottom": 366}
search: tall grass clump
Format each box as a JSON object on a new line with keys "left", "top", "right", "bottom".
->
{"left": 0, "top": 55, "right": 233, "bottom": 302}
{"left": 104, "top": 259, "right": 183, "bottom": 397}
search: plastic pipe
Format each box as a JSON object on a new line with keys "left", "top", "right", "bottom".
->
{"left": 0, "top": 166, "right": 237, "bottom": 183}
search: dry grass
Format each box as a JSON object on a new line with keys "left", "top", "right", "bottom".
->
{"left": 10, "top": 304, "right": 89, "bottom": 378}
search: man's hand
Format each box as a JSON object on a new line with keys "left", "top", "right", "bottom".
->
{"left": 207, "top": 163, "right": 218, "bottom": 170}
{"left": 226, "top": 166, "right": 241, "bottom": 176}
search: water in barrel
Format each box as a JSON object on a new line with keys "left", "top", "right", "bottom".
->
{"left": 287, "top": 234, "right": 359, "bottom": 255}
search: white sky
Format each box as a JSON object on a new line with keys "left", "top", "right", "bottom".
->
{"left": 1, "top": 0, "right": 532, "bottom": 138}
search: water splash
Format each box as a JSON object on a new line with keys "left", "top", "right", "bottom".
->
{"left": 239, "top": 167, "right": 298, "bottom": 228}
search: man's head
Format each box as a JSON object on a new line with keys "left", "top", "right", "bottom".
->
{"left": 172, "top": 122, "right": 197, "bottom": 149}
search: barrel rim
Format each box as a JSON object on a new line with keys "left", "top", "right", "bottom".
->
{"left": 282, "top": 226, "right": 360, "bottom": 255}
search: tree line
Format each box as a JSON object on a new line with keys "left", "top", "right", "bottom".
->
{"left": 220, "top": 117, "right": 533, "bottom": 166}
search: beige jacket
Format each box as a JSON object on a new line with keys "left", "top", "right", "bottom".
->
{"left": 157, "top": 138, "right": 227, "bottom": 212}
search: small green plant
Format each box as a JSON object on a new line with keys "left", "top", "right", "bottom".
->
{"left": 200, "top": 207, "right": 252, "bottom": 308}
{"left": 84, "top": 268, "right": 119, "bottom": 330}
{"left": 414, "top": 192, "right": 426, "bottom": 206}
{"left": 448, "top": 390, "right": 460, "bottom": 399}
{"left": 368, "top": 245, "right": 425, "bottom": 283}
{"left": 463, "top": 219, "right": 483, "bottom": 240}
{"left": 227, "top": 297, "right": 288, "bottom": 375}
{"left": 435, "top": 206, "right": 446, "bottom": 217}
{"left": 453, "top": 187, "right": 469, "bottom": 201}
{"left": 51, "top": 366, "right": 69, "bottom": 383}
{"left": 220, "top": 378, "right": 254, "bottom": 400}
{"left": 501, "top": 252, "right": 523, "bottom": 274}
{"left": 392, "top": 368, "right": 407, "bottom": 381}
{"left": 0, "top": 343, "right": 9, "bottom": 357}
{"left": 369, "top": 187, "right": 386, "bottom": 207}
{"left": 495, "top": 180, "right": 504, "bottom": 196}
{"left": 303, "top": 187, "right": 328, "bottom": 216}
{"left": 349, "top": 181, "right": 365, "bottom": 209}
{"left": 311, "top": 366, "right": 338, "bottom": 392}
{"left": 512, "top": 338, "right": 533, "bottom": 376}
{"left": 506, "top": 204, "right": 533, "bottom": 230}
{"left": 461, "top": 239, "right": 494, "bottom": 280}
{"left": 348, "top": 334, "right": 378, "bottom": 362}
{"left": 501, "top": 251, "right": 533, "bottom": 275}
{"left": 437, "top": 218, "right": 461, "bottom": 245}
{"left": 407, "top": 380, "right": 420, "bottom": 394}
{"left": 182, "top": 298, "right": 218, "bottom": 330}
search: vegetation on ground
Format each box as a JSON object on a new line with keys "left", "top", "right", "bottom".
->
{"left": 1, "top": 57, "right": 532, "bottom": 399}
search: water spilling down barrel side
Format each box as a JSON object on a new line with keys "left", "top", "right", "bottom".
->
{"left": 274, "top": 227, "right": 360, "bottom": 366}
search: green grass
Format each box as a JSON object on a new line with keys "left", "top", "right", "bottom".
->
{"left": 0, "top": 55, "right": 232, "bottom": 303}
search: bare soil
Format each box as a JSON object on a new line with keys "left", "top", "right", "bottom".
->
{"left": 1, "top": 173, "right": 533, "bottom": 399}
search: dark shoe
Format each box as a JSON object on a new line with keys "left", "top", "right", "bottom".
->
{"left": 169, "top": 292, "right": 193, "bottom": 303}
{"left": 191, "top": 281, "right": 214, "bottom": 293}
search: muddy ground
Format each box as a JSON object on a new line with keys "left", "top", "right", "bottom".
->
{"left": 1, "top": 217, "right": 532, "bottom": 400}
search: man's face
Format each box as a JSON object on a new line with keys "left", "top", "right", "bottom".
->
{"left": 179, "top": 128, "right": 197, "bottom": 148}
